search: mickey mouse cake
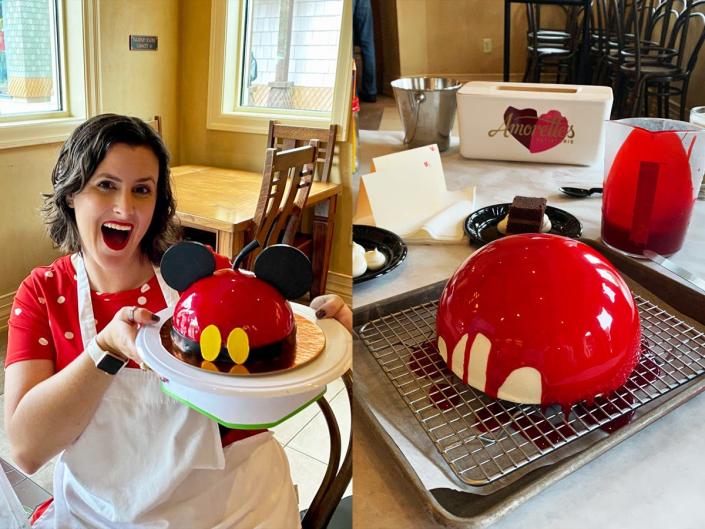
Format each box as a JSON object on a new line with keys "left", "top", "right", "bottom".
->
{"left": 160, "top": 240, "right": 313, "bottom": 369}
{"left": 436, "top": 234, "right": 641, "bottom": 409}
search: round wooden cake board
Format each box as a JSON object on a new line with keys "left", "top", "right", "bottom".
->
{"left": 160, "top": 314, "right": 326, "bottom": 376}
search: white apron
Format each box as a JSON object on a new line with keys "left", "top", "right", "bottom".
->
{"left": 33, "top": 253, "right": 300, "bottom": 529}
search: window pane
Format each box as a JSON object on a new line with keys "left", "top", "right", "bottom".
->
{"left": 241, "top": 0, "right": 343, "bottom": 112}
{"left": 0, "top": 0, "right": 62, "bottom": 117}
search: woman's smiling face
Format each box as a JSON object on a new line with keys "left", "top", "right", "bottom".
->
{"left": 71, "top": 143, "right": 159, "bottom": 272}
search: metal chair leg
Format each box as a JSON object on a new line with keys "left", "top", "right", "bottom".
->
{"left": 522, "top": 55, "right": 532, "bottom": 83}
{"left": 301, "top": 370, "right": 352, "bottom": 529}
{"left": 631, "top": 78, "right": 647, "bottom": 118}
{"left": 679, "top": 80, "right": 690, "bottom": 121}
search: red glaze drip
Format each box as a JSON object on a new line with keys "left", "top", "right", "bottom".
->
{"left": 513, "top": 412, "right": 576, "bottom": 451}
{"left": 475, "top": 402, "right": 576, "bottom": 451}
{"left": 437, "top": 234, "right": 642, "bottom": 408}
{"left": 429, "top": 383, "right": 461, "bottom": 410}
{"left": 587, "top": 356, "right": 662, "bottom": 433}
{"left": 476, "top": 401, "right": 513, "bottom": 433}
{"left": 624, "top": 356, "right": 661, "bottom": 390}
{"left": 172, "top": 268, "right": 294, "bottom": 348}
{"left": 602, "top": 126, "right": 695, "bottom": 256}
{"left": 583, "top": 389, "right": 635, "bottom": 433}
{"left": 407, "top": 340, "right": 442, "bottom": 380}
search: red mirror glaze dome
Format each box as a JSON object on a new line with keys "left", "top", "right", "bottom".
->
{"left": 172, "top": 268, "right": 294, "bottom": 349}
{"left": 436, "top": 234, "right": 641, "bottom": 408}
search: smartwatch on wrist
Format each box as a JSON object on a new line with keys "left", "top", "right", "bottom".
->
{"left": 86, "top": 337, "right": 128, "bottom": 375}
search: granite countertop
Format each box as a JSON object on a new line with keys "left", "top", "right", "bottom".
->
{"left": 353, "top": 131, "right": 705, "bottom": 308}
{"left": 352, "top": 130, "right": 705, "bottom": 529}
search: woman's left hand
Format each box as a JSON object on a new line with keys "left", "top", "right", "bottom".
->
{"left": 310, "top": 295, "right": 352, "bottom": 333}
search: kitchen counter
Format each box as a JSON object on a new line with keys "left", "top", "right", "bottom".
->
{"left": 354, "top": 130, "right": 705, "bottom": 308}
{"left": 352, "top": 130, "right": 705, "bottom": 528}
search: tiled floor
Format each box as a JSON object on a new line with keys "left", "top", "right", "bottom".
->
{"left": 359, "top": 94, "right": 396, "bottom": 131}
{"left": 0, "top": 331, "right": 351, "bottom": 519}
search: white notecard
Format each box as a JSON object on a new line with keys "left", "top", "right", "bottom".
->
{"left": 354, "top": 144, "right": 475, "bottom": 241}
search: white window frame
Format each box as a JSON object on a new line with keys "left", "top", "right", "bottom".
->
{"left": 0, "top": 0, "right": 99, "bottom": 150}
{"left": 207, "top": 0, "right": 352, "bottom": 138}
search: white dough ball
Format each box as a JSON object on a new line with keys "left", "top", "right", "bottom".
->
{"left": 365, "top": 248, "right": 387, "bottom": 271}
{"left": 353, "top": 249, "right": 368, "bottom": 277}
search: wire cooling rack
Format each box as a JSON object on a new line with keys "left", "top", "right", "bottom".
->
{"left": 357, "top": 295, "right": 705, "bottom": 486}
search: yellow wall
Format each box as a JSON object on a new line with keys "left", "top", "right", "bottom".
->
{"left": 97, "top": 0, "right": 181, "bottom": 161}
{"left": 0, "top": 145, "right": 62, "bottom": 294}
{"left": 0, "top": 0, "right": 181, "bottom": 328}
{"left": 178, "top": 0, "right": 352, "bottom": 275}
{"left": 394, "top": 0, "right": 530, "bottom": 78}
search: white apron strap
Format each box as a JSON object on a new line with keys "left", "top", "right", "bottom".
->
{"left": 70, "top": 253, "right": 97, "bottom": 348}
{"left": 154, "top": 266, "right": 180, "bottom": 308}
{"left": 71, "top": 253, "right": 178, "bottom": 349}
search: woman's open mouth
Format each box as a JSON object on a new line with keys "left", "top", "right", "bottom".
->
{"left": 101, "top": 221, "right": 133, "bottom": 251}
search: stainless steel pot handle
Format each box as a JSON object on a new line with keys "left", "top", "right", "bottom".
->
{"left": 403, "top": 91, "right": 426, "bottom": 145}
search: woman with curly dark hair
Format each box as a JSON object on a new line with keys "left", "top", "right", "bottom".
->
{"left": 41, "top": 113, "right": 179, "bottom": 264}
{"left": 3, "top": 114, "right": 301, "bottom": 528}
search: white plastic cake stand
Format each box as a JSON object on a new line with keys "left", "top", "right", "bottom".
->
{"left": 136, "top": 303, "right": 351, "bottom": 428}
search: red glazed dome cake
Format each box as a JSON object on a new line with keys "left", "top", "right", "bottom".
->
{"left": 170, "top": 268, "right": 297, "bottom": 365}
{"left": 436, "top": 234, "right": 641, "bottom": 408}
{"left": 161, "top": 241, "right": 313, "bottom": 370}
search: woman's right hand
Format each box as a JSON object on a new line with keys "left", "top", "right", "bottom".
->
{"left": 95, "top": 306, "right": 161, "bottom": 364}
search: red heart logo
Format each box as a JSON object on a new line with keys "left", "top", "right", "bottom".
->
{"left": 503, "top": 107, "right": 569, "bottom": 153}
{"left": 504, "top": 107, "right": 536, "bottom": 150}
{"left": 529, "top": 110, "right": 569, "bottom": 153}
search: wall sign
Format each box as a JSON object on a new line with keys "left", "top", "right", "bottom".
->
{"left": 129, "top": 35, "right": 158, "bottom": 51}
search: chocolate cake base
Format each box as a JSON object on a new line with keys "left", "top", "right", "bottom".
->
{"left": 160, "top": 314, "right": 326, "bottom": 375}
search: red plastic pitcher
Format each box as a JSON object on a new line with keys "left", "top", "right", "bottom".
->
{"left": 601, "top": 118, "right": 705, "bottom": 257}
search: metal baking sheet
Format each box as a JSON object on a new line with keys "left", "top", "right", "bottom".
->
{"left": 353, "top": 240, "right": 705, "bottom": 527}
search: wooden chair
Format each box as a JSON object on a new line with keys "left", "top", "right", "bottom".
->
{"left": 246, "top": 143, "right": 318, "bottom": 268}
{"left": 267, "top": 121, "right": 338, "bottom": 184}
{"left": 266, "top": 121, "right": 338, "bottom": 296}
{"left": 146, "top": 115, "right": 163, "bottom": 136}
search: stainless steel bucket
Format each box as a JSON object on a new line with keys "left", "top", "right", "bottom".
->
{"left": 391, "top": 77, "right": 462, "bottom": 151}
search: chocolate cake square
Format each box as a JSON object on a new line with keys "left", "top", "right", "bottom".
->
{"left": 506, "top": 196, "right": 547, "bottom": 234}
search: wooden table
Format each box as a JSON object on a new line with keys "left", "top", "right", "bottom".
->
{"left": 503, "top": 0, "right": 592, "bottom": 83}
{"left": 170, "top": 165, "right": 342, "bottom": 297}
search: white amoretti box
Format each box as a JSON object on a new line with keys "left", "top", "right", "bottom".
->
{"left": 457, "top": 82, "right": 613, "bottom": 166}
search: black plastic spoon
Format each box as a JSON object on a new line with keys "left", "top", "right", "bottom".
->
{"left": 560, "top": 186, "right": 603, "bottom": 198}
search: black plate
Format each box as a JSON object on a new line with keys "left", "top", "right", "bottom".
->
{"left": 464, "top": 203, "right": 583, "bottom": 246}
{"left": 353, "top": 225, "right": 408, "bottom": 284}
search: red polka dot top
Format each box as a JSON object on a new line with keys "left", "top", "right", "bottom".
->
{"left": 6, "top": 254, "right": 164, "bottom": 371}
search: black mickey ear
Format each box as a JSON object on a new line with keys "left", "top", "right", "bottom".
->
{"left": 254, "top": 244, "right": 313, "bottom": 300}
{"left": 160, "top": 241, "right": 216, "bottom": 292}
